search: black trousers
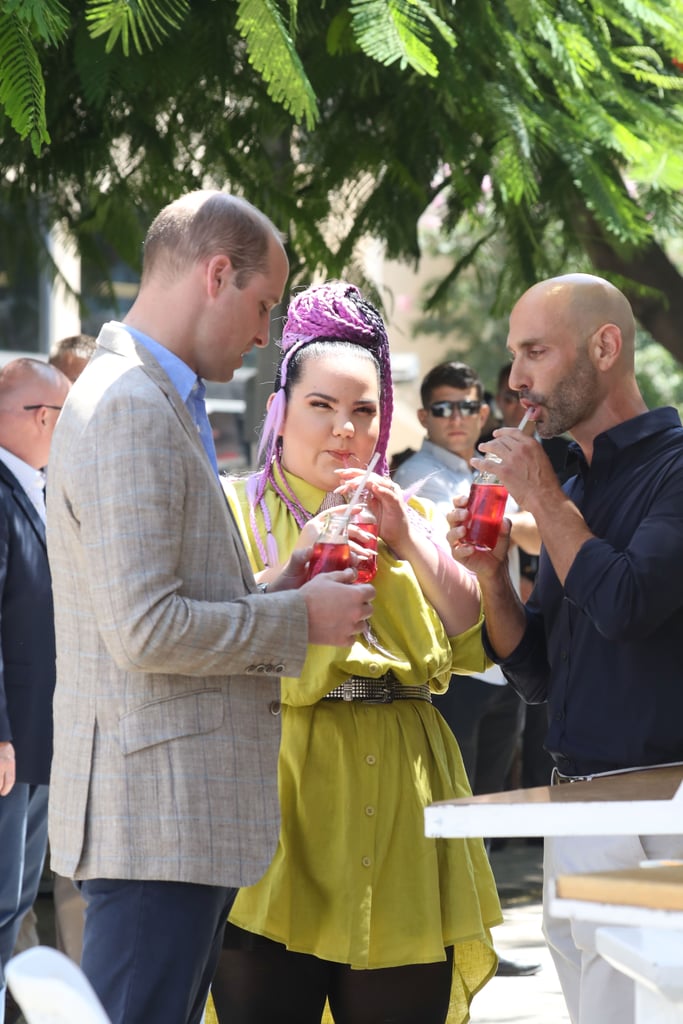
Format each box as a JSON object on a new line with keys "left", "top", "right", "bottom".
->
{"left": 433, "top": 676, "right": 525, "bottom": 795}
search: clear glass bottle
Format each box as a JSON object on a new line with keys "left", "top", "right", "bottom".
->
{"left": 464, "top": 461, "right": 508, "bottom": 551}
{"left": 349, "top": 488, "right": 378, "bottom": 583}
{"left": 306, "top": 512, "right": 351, "bottom": 579}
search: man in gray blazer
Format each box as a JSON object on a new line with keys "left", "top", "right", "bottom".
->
{"left": 46, "top": 191, "right": 374, "bottom": 1024}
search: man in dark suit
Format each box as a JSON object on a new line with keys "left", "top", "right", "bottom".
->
{"left": 0, "top": 357, "right": 71, "bottom": 1024}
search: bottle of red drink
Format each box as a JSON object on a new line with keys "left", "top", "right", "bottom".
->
{"left": 465, "top": 464, "right": 508, "bottom": 551}
{"left": 307, "top": 513, "right": 352, "bottom": 579}
{"left": 350, "top": 488, "right": 378, "bottom": 583}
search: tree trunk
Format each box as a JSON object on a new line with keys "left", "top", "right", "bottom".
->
{"left": 576, "top": 208, "right": 683, "bottom": 363}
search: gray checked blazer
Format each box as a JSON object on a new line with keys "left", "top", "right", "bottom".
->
{"left": 46, "top": 323, "right": 308, "bottom": 887}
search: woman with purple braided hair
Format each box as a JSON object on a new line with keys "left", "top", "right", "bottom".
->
{"left": 212, "top": 282, "right": 501, "bottom": 1024}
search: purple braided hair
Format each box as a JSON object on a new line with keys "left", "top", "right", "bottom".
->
{"left": 248, "top": 281, "right": 394, "bottom": 566}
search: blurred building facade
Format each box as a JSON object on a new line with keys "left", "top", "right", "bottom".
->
{"left": 1, "top": 223, "right": 468, "bottom": 468}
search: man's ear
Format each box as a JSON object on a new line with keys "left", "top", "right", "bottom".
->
{"left": 590, "top": 323, "right": 622, "bottom": 371}
{"left": 417, "top": 408, "right": 429, "bottom": 429}
{"left": 206, "top": 254, "right": 233, "bottom": 298}
{"left": 479, "top": 403, "right": 491, "bottom": 430}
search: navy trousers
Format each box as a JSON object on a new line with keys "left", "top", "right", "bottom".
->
{"left": 0, "top": 782, "right": 49, "bottom": 1022}
{"left": 80, "top": 877, "right": 236, "bottom": 1024}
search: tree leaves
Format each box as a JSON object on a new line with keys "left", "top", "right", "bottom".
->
{"left": 0, "top": 11, "right": 49, "bottom": 153}
{"left": 236, "top": 0, "right": 318, "bottom": 128}
{"left": 349, "top": 0, "right": 456, "bottom": 76}
{"left": 1, "top": 0, "right": 683, "bottom": 357}
{"left": 85, "top": 0, "right": 190, "bottom": 55}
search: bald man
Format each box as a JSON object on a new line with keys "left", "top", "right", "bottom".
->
{"left": 448, "top": 274, "right": 683, "bottom": 1024}
{"left": 0, "top": 359, "right": 70, "bottom": 1024}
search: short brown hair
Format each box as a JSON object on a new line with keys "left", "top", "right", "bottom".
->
{"left": 141, "top": 191, "right": 284, "bottom": 289}
{"left": 49, "top": 334, "right": 97, "bottom": 364}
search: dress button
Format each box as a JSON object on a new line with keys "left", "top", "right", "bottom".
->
{"left": 365, "top": 805, "right": 375, "bottom": 817}
{"left": 361, "top": 856, "right": 372, "bottom": 868}
{"left": 368, "top": 663, "right": 380, "bottom": 675}
{"left": 365, "top": 754, "right": 376, "bottom": 765}
{"left": 269, "top": 700, "right": 282, "bottom": 716}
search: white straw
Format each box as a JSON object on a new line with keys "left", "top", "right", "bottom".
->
{"left": 517, "top": 407, "right": 533, "bottom": 431}
{"left": 342, "top": 451, "right": 380, "bottom": 525}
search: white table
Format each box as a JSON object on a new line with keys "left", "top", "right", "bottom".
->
{"left": 425, "top": 763, "right": 683, "bottom": 839}
{"left": 549, "top": 867, "right": 683, "bottom": 1024}
{"left": 425, "top": 765, "right": 683, "bottom": 1024}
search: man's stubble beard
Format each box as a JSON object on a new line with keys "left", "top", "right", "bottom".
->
{"left": 534, "top": 349, "right": 601, "bottom": 439}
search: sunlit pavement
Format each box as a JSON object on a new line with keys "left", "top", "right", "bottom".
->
{"left": 471, "top": 838, "right": 570, "bottom": 1024}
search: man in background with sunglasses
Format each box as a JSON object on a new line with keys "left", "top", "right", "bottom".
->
{"left": 393, "top": 360, "right": 540, "bottom": 978}
{"left": 393, "top": 362, "right": 491, "bottom": 507}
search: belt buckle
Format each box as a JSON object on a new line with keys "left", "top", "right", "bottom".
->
{"left": 342, "top": 681, "right": 354, "bottom": 702}
{"left": 366, "top": 685, "right": 393, "bottom": 704}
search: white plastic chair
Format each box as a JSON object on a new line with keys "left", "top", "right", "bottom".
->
{"left": 6, "top": 946, "right": 111, "bottom": 1024}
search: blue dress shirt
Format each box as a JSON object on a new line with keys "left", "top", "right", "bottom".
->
{"left": 123, "top": 324, "right": 219, "bottom": 476}
{"left": 485, "top": 407, "right": 683, "bottom": 776}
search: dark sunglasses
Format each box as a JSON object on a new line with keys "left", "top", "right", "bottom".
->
{"left": 428, "top": 399, "right": 482, "bottom": 419}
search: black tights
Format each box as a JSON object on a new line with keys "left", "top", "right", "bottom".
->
{"left": 211, "top": 924, "right": 454, "bottom": 1024}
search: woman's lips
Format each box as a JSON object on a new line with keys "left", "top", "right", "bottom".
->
{"left": 327, "top": 450, "right": 354, "bottom": 464}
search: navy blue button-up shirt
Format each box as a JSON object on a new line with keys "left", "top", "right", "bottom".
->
{"left": 484, "top": 407, "right": 683, "bottom": 776}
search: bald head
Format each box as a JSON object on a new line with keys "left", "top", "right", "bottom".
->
{"left": 508, "top": 274, "right": 646, "bottom": 448}
{"left": 0, "top": 358, "right": 71, "bottom": 467}
{"left": 519, "top": 274, "right": 636, "bottom": 368}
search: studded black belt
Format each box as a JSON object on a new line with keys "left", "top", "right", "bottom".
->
{"left": 322, "top": 672, "right": 432, "bottom": 704}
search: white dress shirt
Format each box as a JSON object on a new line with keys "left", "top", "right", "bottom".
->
{"left": 0, "top": 446, "right": 46, "bottom": 522}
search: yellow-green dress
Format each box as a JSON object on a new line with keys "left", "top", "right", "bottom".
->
{"left": 223, "top": 470, "right": 502, "bottom": 1023}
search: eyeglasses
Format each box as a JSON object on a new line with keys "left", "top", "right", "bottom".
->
{"left": 23, "top": 404, "right": 63, "bottom": 412}
{"left": 428, "top": 400, "right": 482, "bottom": 419}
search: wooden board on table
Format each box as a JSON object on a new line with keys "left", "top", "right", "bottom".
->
{"left": 435, "top": 764, "right": 683, "bottom": 808}
{"left": 556, "top": 864, "right": 683, "bottom": 911}
{"left": 425, "top": 763, "right": 683, "bottom": 839}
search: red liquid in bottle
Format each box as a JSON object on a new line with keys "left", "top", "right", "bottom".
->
{"left": 465, "top": 483, "right": 508, "bottom": 550}
{"left": 307, "top": 540, "right": 351, "bottom": 579}
{"left": 353, "top": 521, "right": 379, "bottom": 583}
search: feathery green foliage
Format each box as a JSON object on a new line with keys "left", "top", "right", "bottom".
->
{"left": 0, "top": 11, "right": 48, "bottom": 154}
{"left": 0, "top": 0, "right": 462, "bottom": 149}
{"left": 2, "top": 0, "right": 683, "bottom": 358}
{"left": 4, "top": 0, "right": 70, "bottom": 45}
{"left": 85, "top": 0, "right": 190, "bottom": 55}
{"left": 349, "top": 0, "right": 456, "bottom": 76}
{"left": 236, "top": 0, "right": 318, "bottom": 128}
